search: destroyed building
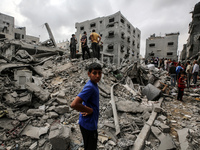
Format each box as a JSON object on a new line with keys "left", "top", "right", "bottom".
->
{"left": 145, "top": 32, "right": 179, "bottom": 61}
{"left": 75, "top": 11, "right": 141, "bottom": 66}
{"left": 180, "top": 1, "right": 200, "bottom": 61}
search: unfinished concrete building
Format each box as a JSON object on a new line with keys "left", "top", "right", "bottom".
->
{"left": 145, "top": 33, "right": 179, "bottom": 61}
{"left": 0, "top": 13, "right": 40, "bottom": 60}
{"left": 182, "top": 2, "right": 200, "bottom": 61}
{"left": 75, "top": 11, "right": 141, "bottom": 66}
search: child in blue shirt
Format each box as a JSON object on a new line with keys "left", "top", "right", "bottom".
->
{"left": 70, "top": 62, "right": 102, "bottom": 150}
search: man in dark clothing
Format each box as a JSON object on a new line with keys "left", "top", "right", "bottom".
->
{"left": 169, "top": 62, "right": 177, "bottom": 87}
{"left": 81, "top": 31, "right": 91, "bottom": 60}
{"left": 70, "top": 34, "right": 77, "bottom": 59}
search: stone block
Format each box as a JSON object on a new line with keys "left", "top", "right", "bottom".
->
{"left": 159, "top": 123, "right": 170, "bottom": 133}
{"left": 14, "top": 69, "right": 32, "bottom": 89}
{"left": 116, "top": 101, "right": 144, "bottom": 113}
{"left": 54, "top": 105, "right": 69, "bottom": 115}
{"left": 142, "top": 84, "right": 161, "bottom": 101}
{"left": 157, "top": 115, "right": 167, "bottom": 123}
{"left": 48, "top": 124, "right": 71, "bottom": 150}
{"left": 27, "top": 109, "right": 45, "bottom": 117}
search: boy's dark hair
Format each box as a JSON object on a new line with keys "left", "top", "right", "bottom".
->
{"left": 88, "top": 63, "right": 102, "bottom": 73}
{"left": 83, "top": 31, "right": 86, "bottom": 34}
{"left": 92, "top": 29, "right": 95, "bottom": 32}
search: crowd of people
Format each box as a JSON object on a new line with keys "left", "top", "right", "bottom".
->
{"left": 69, "top": 30, "right": 102, "bottom": 60}
{"left": 146, "top": 57, "right": 200, "bottom": 101}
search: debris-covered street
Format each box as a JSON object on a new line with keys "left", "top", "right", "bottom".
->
{"left": 0, "top": 49, "right": 200, "bottom": 149}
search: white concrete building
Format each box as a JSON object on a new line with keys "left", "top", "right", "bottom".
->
{"left": 75, "top": 11, "right": 141, "bottom": 66}
{"left": 145, "top": 33, "right": 179, "bottom": 61}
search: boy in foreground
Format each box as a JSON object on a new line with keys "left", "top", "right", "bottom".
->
{"left": 70, "top": 62, "right": 102, "bottom": 150}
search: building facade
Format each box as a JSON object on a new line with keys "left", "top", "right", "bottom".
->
{"left": 182, "top": 2, "right": 200, "bottom": 61}
{"left": 145, "top": 33, "right": 179, "bottom": 61}
{"left": 75, "top": 11, "right": 141, "bottom": 66}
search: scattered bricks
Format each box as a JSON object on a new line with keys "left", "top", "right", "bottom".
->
{"left": 27, "top": 109, "right": 45, "bottom": 117}
{"left": 159, "top": 122, "right": 170, "bottom": 133}
{"left": 157, "top": 115, "right": 167, "bottom": 123}
{"left": 48, "top": 124, "right": 71, "bottom": 150}
{"left": 54, "top": 105, "right": 69, "bottom": 115}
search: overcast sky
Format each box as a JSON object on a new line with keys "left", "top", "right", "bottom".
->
{"left": 0, "top": 0, "right": 199, "bottom": 57}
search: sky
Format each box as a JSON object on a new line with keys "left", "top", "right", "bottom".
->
{"left": 0, "top": 0, "right": 199, "bottom": 57}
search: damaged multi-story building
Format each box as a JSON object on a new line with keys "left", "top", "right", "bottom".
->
{"left": 145, "top": 33, "right": 179, "bottom": 61}
{"left": 75, "top": 11, "right": 141, "bottom": 66}
{"left": 0, "top": 13, "right": 40, "bottom": 59}
{"left": 180, "top": 2, "right": 200, "bottom": 61}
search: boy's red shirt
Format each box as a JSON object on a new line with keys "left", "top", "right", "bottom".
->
{"left": 178, "top": 77, "right": 186, "bottom": 89}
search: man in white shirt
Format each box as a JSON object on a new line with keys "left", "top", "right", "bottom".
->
{"left": 186, "top": 61, "right": 192, "bottom": 88}
{"left": 192, "top": 60, "right": 199, "bottom": 84}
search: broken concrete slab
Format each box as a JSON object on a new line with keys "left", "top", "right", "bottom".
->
{"left": 142, "top": 84, "right": 161, "bottom": 101}
{"left": 54, "top": 105, "right": 69, "bottom": 115}
{"left": 27, "top": 109, "right": 45, "bottom": 117}
{"left": 177, "top": 128, "right": 189, "bottom": 150}
{"left": 48, "top": 124, "right": 71, "bottom": 150}
{"left": 151, "top": 126, "right": 176, "bottom": 150}
{"left": 17, "top": 113, "right": 30, "bottom": 121}
{"left": 21, "top": 124, "right": 50, "bottom": 139}
{"left": 116, "top": 100, "right": 144, "bottom": 113}
{"left": 26, "top": 82, "right": 50, "bottom": 102}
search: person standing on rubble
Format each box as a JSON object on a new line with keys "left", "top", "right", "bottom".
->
{"left": 90, "top": 29, "right": 101, "bottom": 59}
{"left": 81, "top": 31, "right": 91, "bottom": 60}
{"left": 70, "top": 62, "right": 102, "bottom": 150}
{"left": 169, "top": 62, "right": 177, "bottom": 87}
{"left": 70, "top": 34, "right": 77, "bottom": 59}
{"left": 177, "top": 72, "right": 186, "bottom": 101}
{"left": 192, "top": 60, "right": 199, "bottom": 85}
{"left": 186, "top": 61, "right": 192, "bottom": 88}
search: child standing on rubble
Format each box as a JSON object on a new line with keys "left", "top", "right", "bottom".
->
{"left": 177, "top": 72, "right": 186, "bottom": 101}
{"left": 70, "top": 62, "right": 102, "bottom": 150}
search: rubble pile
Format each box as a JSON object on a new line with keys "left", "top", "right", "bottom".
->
{"left": 0, "top": 46, "right": 200, "bottom": 149}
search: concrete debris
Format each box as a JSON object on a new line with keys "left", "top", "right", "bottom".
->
{"left": 142, "top": 84, "right": 161, "bottom": 101}
{"left": 0, "top": 29, "right": 200, "bottom": 149}
{"left": 21, "top": 124, "right": 50, "bottom": 139}
{"left": 48, "top": 123, "right": 71, "bottom": 150}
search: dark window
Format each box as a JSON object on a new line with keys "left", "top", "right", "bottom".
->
{"left": 121, "top": 33, "right": 125, "bottom": 39}
{"left": 121, "top": 45, "right": 124, "bottom": 52}
{"left": 133, "top": 29, "right": 135, "bottom": 34}
{"left": 22, "top": 35, "right": 24, "bottom": 39}
{"left": 127, "top": 24, "right": 130, "bottom": 29}
{"left": 108, "top": 44, "right": 114, "bottom": 50}
{"left": 109, "top": 18, "right": 115, "bottom": 23}
{"left": 138, "top": 34, "right": 140, "bottom": 38}
{"left": 15, "top": 33, "right": 20, "bottom": 40}
{"left": 137, "top": 44, "right": 140, "bottom": 48}
{"left": 168, "top": 42, "right": 174, "bottom": 45}
{"left": 100, "top": 20, "right": 103, "bottom": 24}
{"left": 167, "top": 52, "right": 173, "bottom": 55}
{"left": 132, "top": 40, "right": 135, "bottom": 46}
{"left": 149, "top": 43, "right": 155, "bottom": 47}
{"left": 121, "top": 17, "right": 125, "bottom": 24}
{"left": 80, "top": 26, "right": 84, "bottom": 30}
{"left": 127, "top": 37, "right": 130, "bottom": 43}
{"left": 108, "top": 24, "right": 114, "bottom": 27}
{"left": 90, "top": 23, "right": 96, "bottom": 28}
{"left": 108, "top": 31, "right": 114, "bottom": 38}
